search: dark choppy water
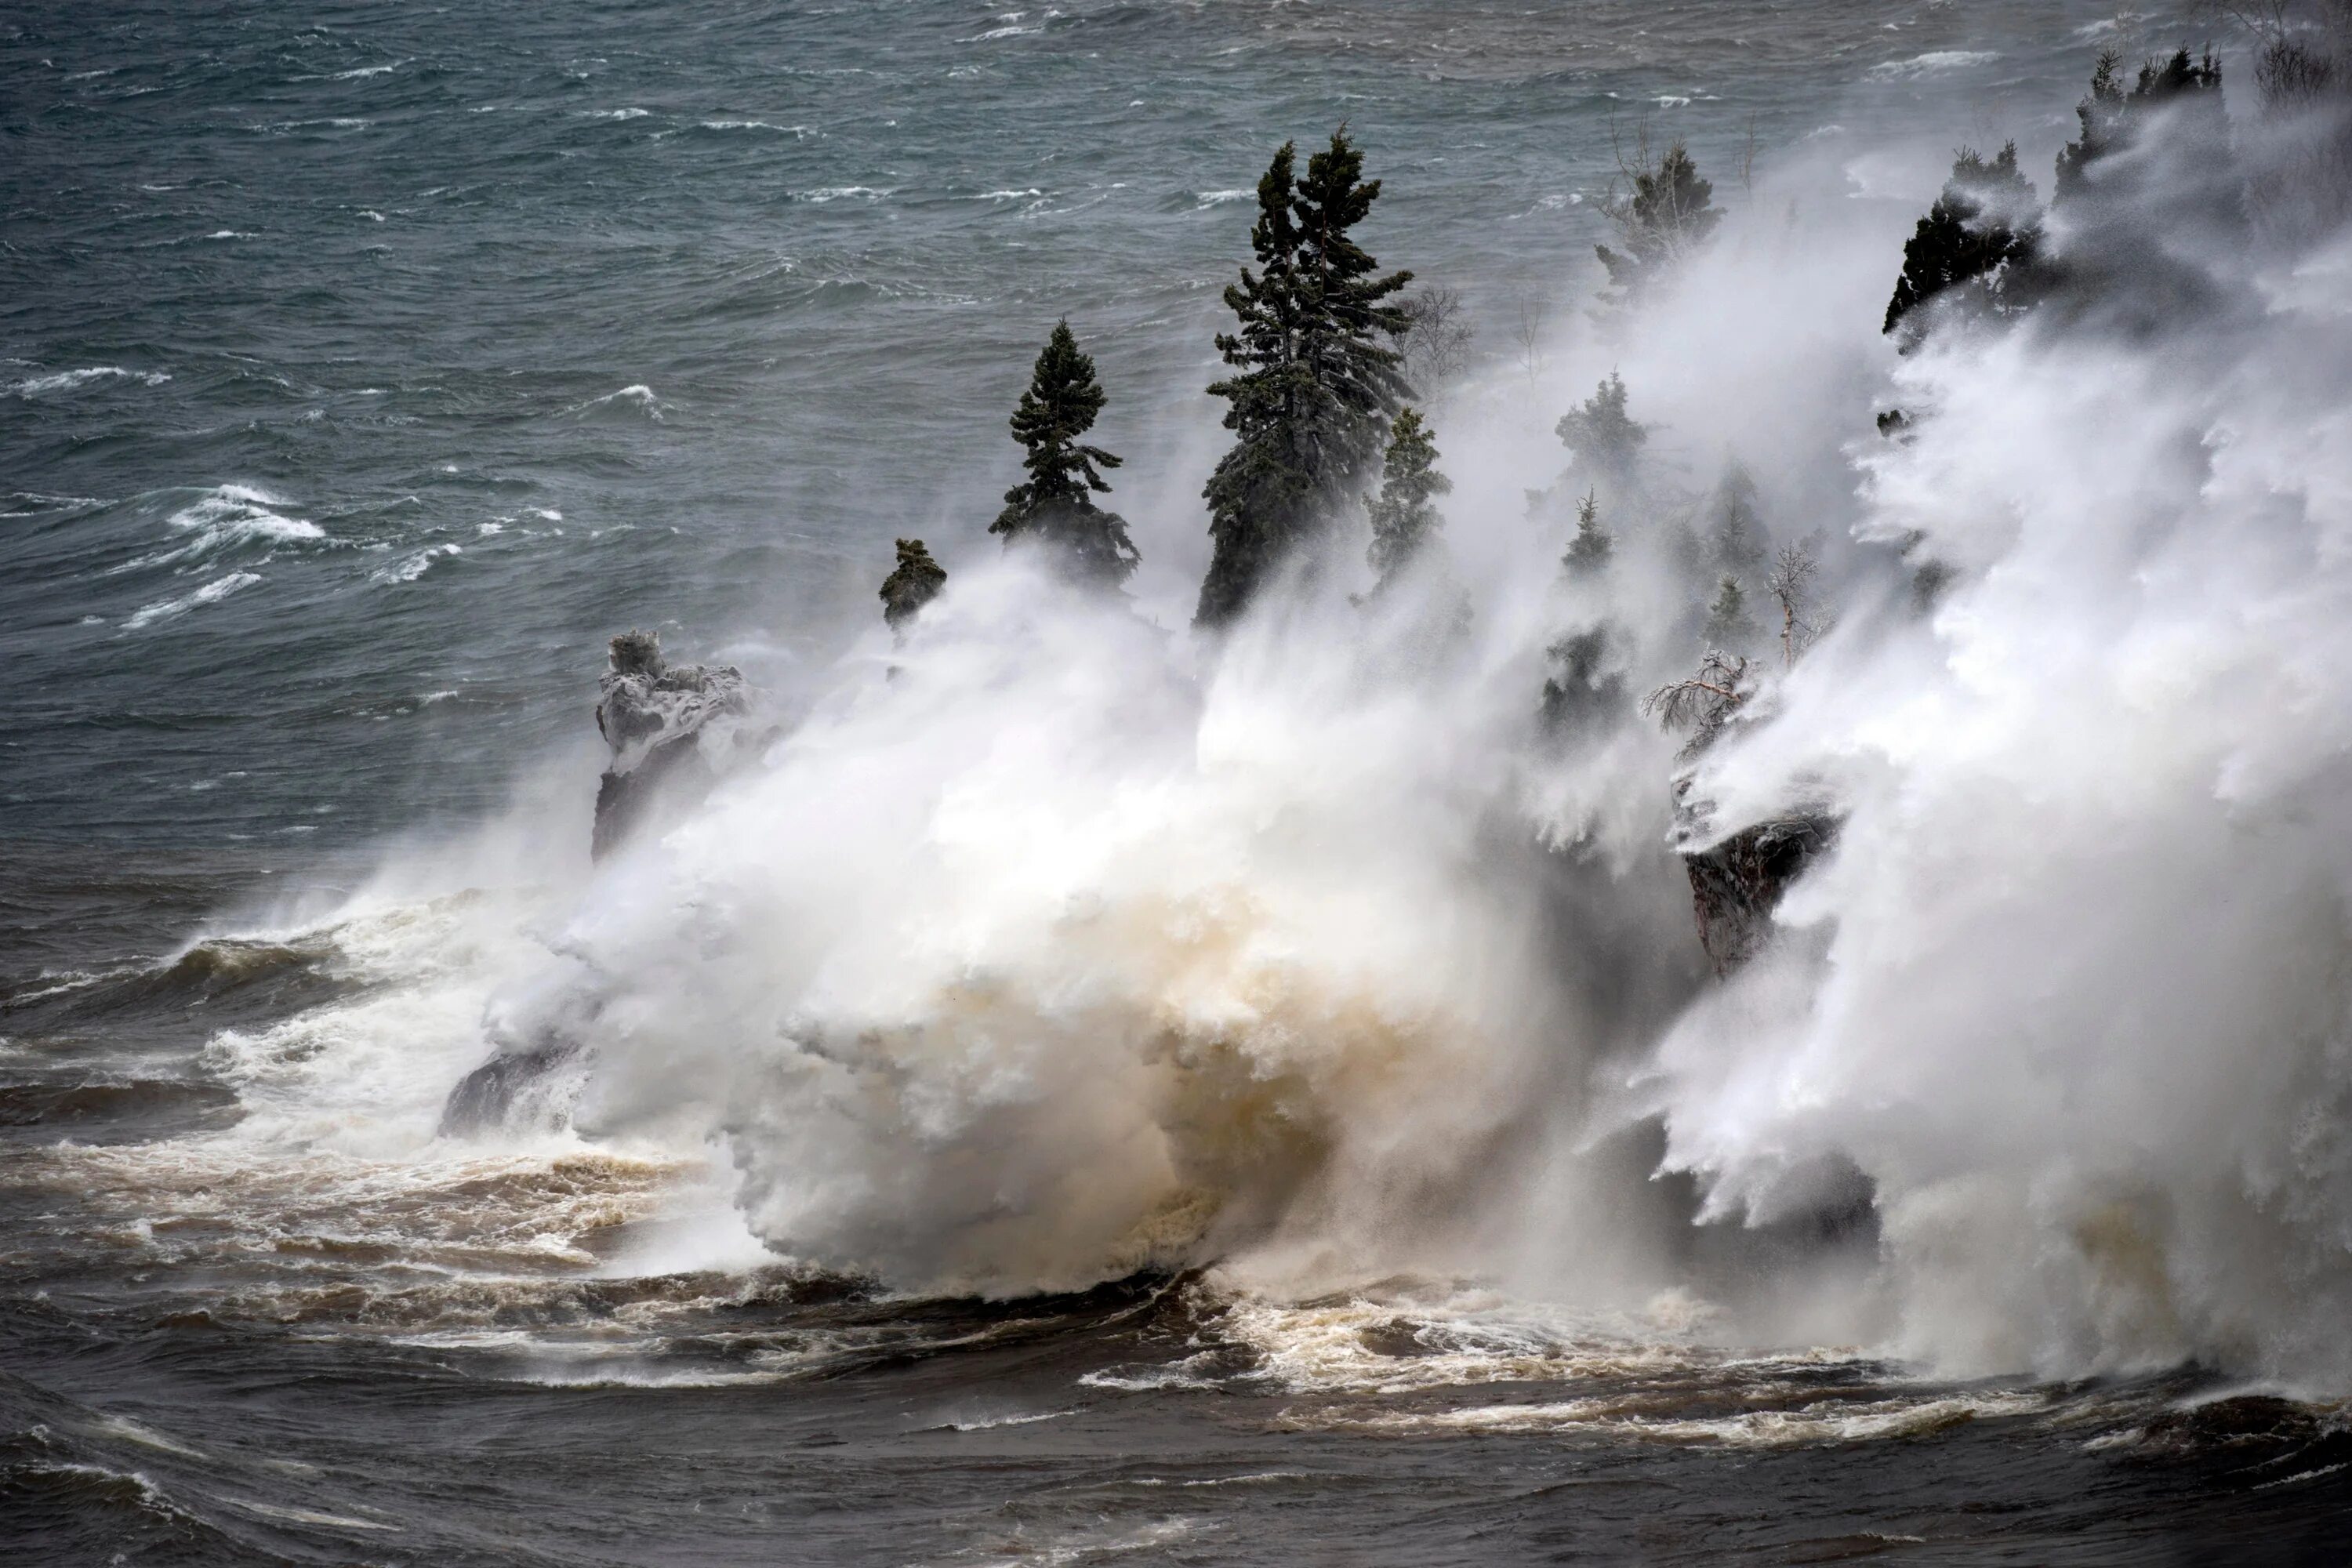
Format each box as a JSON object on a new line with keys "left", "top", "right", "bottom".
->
{"left": 11, "top": 2, "right": 2352, "bottom": 1563}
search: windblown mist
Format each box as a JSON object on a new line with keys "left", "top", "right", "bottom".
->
{"left": 9, "top": 3, "right": 2352, "bottom": 1564}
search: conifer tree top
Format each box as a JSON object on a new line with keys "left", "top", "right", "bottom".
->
{"left": 1883, "top": 143, "right": 2044, "bottom": 341}
{"left": 1596, "top": 138, "right": 1723, "bottom": 301}
{"left": 1555, "top": 372, "right": 1648, "bottom": 474}
{"left": 1000, "top": 320, "right": 1119, "bottom": 508}
{"left": 1564, "top": 488, "right": 1613, "bottom": 576}
{"left": 992, "top": 320, "right": 1138, "bottom": 586}
{"left": 1195, "top": 127, "right": 1414, "bottom": 627}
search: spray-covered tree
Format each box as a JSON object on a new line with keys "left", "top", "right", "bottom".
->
{"left": 1709, "top": 462, "right": 1768, "bottom": 576}
{"left": 1555, "top": 371, "right": 1649, "bottom": 479}
{"left": 880, "top": 538, "right": 947, "bottom": 632}
{"left": 991, "top": 321, "right": 1139, "bottom": 586}
{"left": 1364, "top": 407, "right": 1451, "bottom": 588}
{"left": 1540, "top": 626, "right": 1628, "bottom": 735}
{"left": 1764, "top": 539, "right": 1823, "bottom": 668}
{"left": 2226, "top": 2, "right": 2352, "bottom": 244}
{"left": 1703, "top": 575, "right": 1755, "bottom": 652}
{"left": 1884, "top": 143, "right": 2045, "bottom": 343}
{"left": 2055, "top": 48, "right": 2226, "bottom": 200}
{"left": 1563, "top": 489, "right": 1613, "bottom": 577}
{"left": 1595, "top": 135, "right": 1724, "bottom": 305}
{"left": 2043, "top": 46, "right": 2238, "bottom": 326}
{"left": 1643, "top": 649, "right": 1751, "bottom": 756}
{"left": 1397, "top": 285, "right": 1476, "bottom": 390}
{"left": 1196, "top": 130, "right": 1415, "bottom": 628}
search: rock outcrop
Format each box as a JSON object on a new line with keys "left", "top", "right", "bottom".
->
{"left": 1680, "top": 811, "right": 1838, "bottom": 975}
{"left": 879, "top": 538, "right": 947, "bottom": 632}
{"left": 591, "top": 630, "right": 746, "bottom": 860}
{"left": 438, "top": 1033, "right": 583, "bottom": 1138}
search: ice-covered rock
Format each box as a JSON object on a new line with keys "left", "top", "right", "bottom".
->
{"left": 590, "top": 629, "right": 746, "bottom": 859}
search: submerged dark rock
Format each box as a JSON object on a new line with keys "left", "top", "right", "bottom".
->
{"left": 591, "top": 630, "right": 746, "bottom": 860}
{"left": 1681, "top": 812, "right": 1838, "bottom": 975}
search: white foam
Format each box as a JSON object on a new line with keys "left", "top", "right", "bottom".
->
{"left": 121, "top": 485, "right": 323, "bottom": 570}
{"left": 794, "top": 185, "right": 893, "bottom": 204}
{"left": 1868, "top": 50, "right": 2000, "bottom": 78}
{"left": 123, "top": 571, "right": 260, "bottom": 628}
{"left": 570, "top": 385, "right": 667, "bottom": 419}
{"left": 698, "top": 119, "right": 810, "bottom": 136}
{"left": 9, "top": 365, "right": 170, "bottom": 395}
{"left": 371, "top": 543, "right": 462, "bottom": 584}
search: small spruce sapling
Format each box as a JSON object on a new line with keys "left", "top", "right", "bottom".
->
{"left": 1365, "top": 407, "right": 1451, "bottom": 590}
{"left": 1711, "top": 463, "right": 1768, "bottom": 575}
{"left": 1563, "top": 489, "right": 1613, "bottom": 576}
{"left": 1704, "top": 575, "right": 1756, "bottom": 652}
{"left": 992, "top": 321, "right": 1139, "bottom": 586}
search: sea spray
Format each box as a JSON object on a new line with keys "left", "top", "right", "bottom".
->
{"left": 209, "top": 45, "right": 2352, "bottom": 1389}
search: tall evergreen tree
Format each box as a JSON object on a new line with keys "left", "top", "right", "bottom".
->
{"left": 991, "top": 321, "right": 1138, "bottom": 586}
{"left": 1364, "top": 408, "right": 1450, "bottom": 588}
{"left": 1883, "top": 143, "right": 2045, "bottom": 343}
{"left": 1196, "top": 129, "right": 1414, "bottom": 628}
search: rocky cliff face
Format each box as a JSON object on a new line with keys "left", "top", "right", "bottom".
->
{"left": 591, "top": 630, "right": 747, "bottom": 860}
{"left": 1679, "top": 811, "right": 1838, "bottom": 975}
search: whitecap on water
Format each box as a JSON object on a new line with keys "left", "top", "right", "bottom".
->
{"left": 123, "top": 570, "right": 261, "bottom": 629}
{"left": 568, "top": 384, "right": 669, "bottom": 419}
{"left": 119, "top": 485, "right": 325, "bottom": 572}
{"left": 371, "top": 542, "right": 462, "bottom": 584}
{"left": 9, "top": 365, "right": 172, "bottom": 395}
{"left": 1868, "top": 50, "right": 2001, "bottom": 78}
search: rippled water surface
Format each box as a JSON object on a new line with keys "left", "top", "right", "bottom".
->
{"left": 10, "top": 2, "right": 2352, "bottom": 1563}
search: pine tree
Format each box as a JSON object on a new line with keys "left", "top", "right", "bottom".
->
{"left": 991, "top": 321, "right": 1139, "bottom": 586}
{"left": 1554, "top": 372, "right": 1648, "bottom": 479}
{"left": 1704, "top": 575, "right": 1755, "bottom": 652}
{"left": 1563, "top": 489, "right": 1613, "bottom": 577}
{"left": 1364, "top": 408, "right": 1450, "bottom": 588}
{"left": 880, "top": 538, "right": 946, "bottom": 632}
{"left": 1711, "top": 463, "right": 1767, "bottom": 575}
{"left": 1595, "top": 139, "right": 1723, "bottom": 304}
{"left": 1883, "top": 143, "right": 2045, "bottom": 343}
{"left": 1196, "top": 129, "right": 1414, "bottom": 628}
